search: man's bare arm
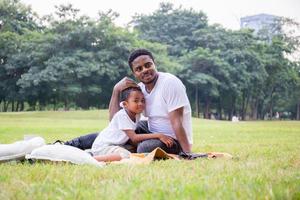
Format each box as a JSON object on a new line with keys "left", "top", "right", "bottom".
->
{"left": 108, "top": 89, "right": 121, "bottom": 121}
{"left": 108, "top": 77, "right": 139, "bottom": 121}
{"left": 169, "top": 107, "right": 192, "bottom": 153}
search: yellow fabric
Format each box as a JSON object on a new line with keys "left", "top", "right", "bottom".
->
{"left": 111, "top": 147, "right": 232, "bottom": 165}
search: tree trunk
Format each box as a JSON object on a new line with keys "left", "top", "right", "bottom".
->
{"left": 53, "top": 97, "right": 57, "bottom": 111}
{"left": 259, "top": 102, "right": 265, "bottom": 120}
{"left": 194, "top": 85, "right": 199, "bottom": 118}
{"left": 269, "top": 98, "right": 273, "bottom": 120}
{"left": 269, "top": 88, "right": 275, "bottom": 120}
{"left": 204, "top": 98, "right": 211, "bottom": 119}
{"left": 297, "top": 100, "right": 300, "bottom": 120}
{"left": 244, "top": 93, "right": 250, "bottom": 120}
{"left": 240, "top": 90, "right": 250, "bottom": 120}
{"left": 241, "top": 92, "right": 246, "bottom": 120}
{"left": 3, "top": 101, "right": 8, "bottom": 112}
{"left": 11, "top": 101, "right": 15, "bottom": 112}
{"left": 64, "top": 98, "right": 69, "bottom": 111}
{"left": 229, "top": 97, "right": 236, "bottom": 121}
{"left": 250, "top": 97, "right": 258, "bottom": 120}
{"left": 218, "top": 98, "right": 223, "bottom": 120}
{"left": 16, "top": 101, "right": 20, "bottom": 111}
{"left": 38, "top": 102, "right": 43, "bottom": 111}
{"left": 20, "top": 101, "right": 24, "bottom": 111}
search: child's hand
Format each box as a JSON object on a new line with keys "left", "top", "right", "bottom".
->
{"left": 158, "top": 134, "right": 174, "bottom": 148}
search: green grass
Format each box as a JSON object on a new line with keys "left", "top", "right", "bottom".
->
{"left": 0, "top": 110, "right": 299, "bottom": 199}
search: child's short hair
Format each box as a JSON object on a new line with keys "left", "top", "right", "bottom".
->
{"left": 120, "top": 87, "right": 142, "bottom": 102}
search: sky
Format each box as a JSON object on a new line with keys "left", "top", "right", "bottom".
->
{"left": 21, "top": 0, "right": 300, "bottom": 30}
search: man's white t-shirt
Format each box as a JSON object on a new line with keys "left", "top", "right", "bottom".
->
{"left": 91, "top": 109, "right": 140, "bottom": 150}
{"left": 138, "top": 72, "right": 193, "bottom": 145}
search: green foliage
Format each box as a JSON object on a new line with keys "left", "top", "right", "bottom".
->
{"left": 0, "top": 0, "right": 40, "bottom": 34}
{"left": 132, "top": 2, "right": 208, "bottom": 56}
{"left": 0, "top": 0, "right": 41, "bottom": 111}
{"left": 180, "top": 47, "right": 229, "bottom": 97}
{"left": 0, "top": 1, "right": 299, "bottom": 120}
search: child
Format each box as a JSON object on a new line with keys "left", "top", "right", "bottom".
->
{"left": 91, "top": 87, "right": 174, "bottom": 162}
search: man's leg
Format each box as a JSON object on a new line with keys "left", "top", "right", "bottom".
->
{"left": 137, "top": 139, "right": 182, "bottom": 154}
{"left": 134, "top": 120, "right": 182, "bottom": 154}
{"left": 64, "top": 133, "right": 99, "bottom": 150}
{"left": 121, "top": 120, "right": 150, "bottom": 153}
{"left": 135, "top": 120, "right": 149, "bottom": 134}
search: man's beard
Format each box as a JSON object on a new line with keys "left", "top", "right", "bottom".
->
{"left": 142, "top": 73, "right": 158, "bottom": 85}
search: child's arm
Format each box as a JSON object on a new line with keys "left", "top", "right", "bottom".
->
{"left": 123, "top": 130, "right": 174, "bottom": 147}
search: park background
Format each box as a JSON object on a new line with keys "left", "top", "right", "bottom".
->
{"left": 1, "top": 0, "right": 300, "bottom": 120}
{"left": 1, "top": 1, "right": 300, "bottom": 199}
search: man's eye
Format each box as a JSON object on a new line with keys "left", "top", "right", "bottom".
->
{"left": 135, "top": 67, "right": 142, "bottom": 72}
{"left": 145, "top": 63, "right": 152, "bottom": 68}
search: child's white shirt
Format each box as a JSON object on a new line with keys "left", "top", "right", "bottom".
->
{"left": 91, "top": 109, "right": 140, "bottom": 150}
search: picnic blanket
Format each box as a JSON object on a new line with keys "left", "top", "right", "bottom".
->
{"left": 112, "top": 147, "right": 233, "bottom": 165}
{"left": 0, "top": 136, "right": 233, "bottom": 166}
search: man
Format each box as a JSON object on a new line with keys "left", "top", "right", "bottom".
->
{"left": 65, "top": 49, "right": 192, "bottom": 154}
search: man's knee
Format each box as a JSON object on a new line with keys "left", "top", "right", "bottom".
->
{"left": 137, "top": 138, "right": 181, "bottom": 154}
{"left": 135, "top": 120, "right": 149, "bottom": 134}
{"left": 137, "top": 139, "right": 164, "bottom": 153}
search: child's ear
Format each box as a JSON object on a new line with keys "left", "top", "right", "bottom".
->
{"left": 122, "top": 101, "right": 128, "bottom": 108}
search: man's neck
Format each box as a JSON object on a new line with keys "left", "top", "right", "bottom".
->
{"left": 145, "top": 73, "right": 159, "bottom": 93}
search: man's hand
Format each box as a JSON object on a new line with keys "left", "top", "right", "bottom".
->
{"left": 158, "top": 134, "right": 174, "bottom": 148}
{"left": 113, "top": 77, "right": 139, "bottom": 93}
{"left": 109, "top": 77, "right": 139, "bottom": 121}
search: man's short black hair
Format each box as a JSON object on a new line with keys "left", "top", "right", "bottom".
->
{"left": 128, "top": 49, "right": 155, "bottom": 70}
{"left": 120, "top": 87, "right": 142, "bottom": 102}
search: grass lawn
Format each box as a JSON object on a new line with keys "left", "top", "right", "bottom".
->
{"left": 0, "top": 110, "right": 299, "bottom": 199}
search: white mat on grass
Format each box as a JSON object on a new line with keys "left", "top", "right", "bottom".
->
{"left": 26, "top": 144, "right": 105, "bottom": 167}
{"left": 0, "top": 137, "right": 45, "bottom": 163}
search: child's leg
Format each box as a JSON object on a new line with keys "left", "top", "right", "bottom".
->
{"left": 93, "top": 154, "right": 122, "bottom": 162}
{"left": 92, "top": 146, "right": 131, "bottom": 162}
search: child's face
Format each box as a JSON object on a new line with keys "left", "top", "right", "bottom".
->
{"left": 124, "top": 91, "right": 145, "bottom": 114}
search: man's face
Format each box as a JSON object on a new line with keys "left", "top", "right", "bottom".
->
{"left": 131, "top": 55, "right": 158, "bottom": 84}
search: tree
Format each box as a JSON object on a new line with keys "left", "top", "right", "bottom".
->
{"left": 132, "top": 2, "right": 208, "bottom": 56}
{"left": 180, "top": 47, "right": 230, "bottom": 118}
{"left": 0, "top": 0, "right": 40, "bottom": 111}
{"left": 15, "top": 6, "right": 132, "bottom": 109}
{"left": 257, "top": 17, "right": 300, "bottom": 120}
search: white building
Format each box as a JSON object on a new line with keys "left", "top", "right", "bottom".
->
{"left": 240, "top": 14, "right": 281, "bottom": 40}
